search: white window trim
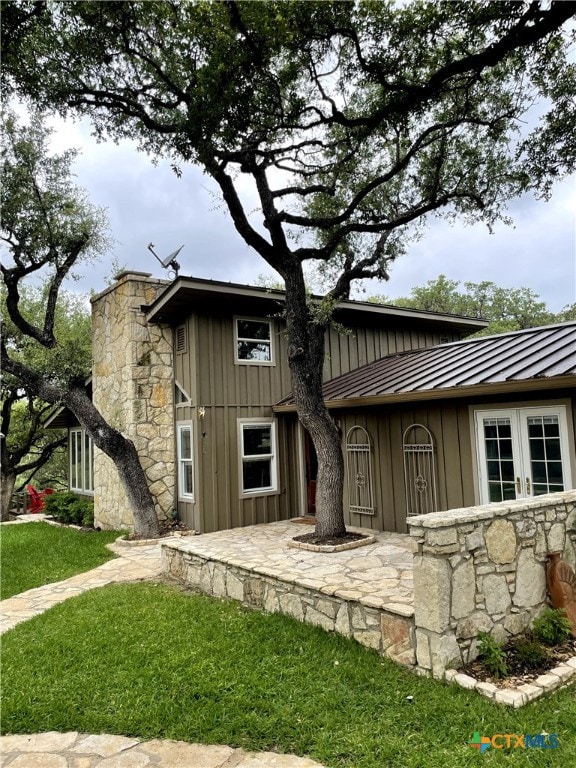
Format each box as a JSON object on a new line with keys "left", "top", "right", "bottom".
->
{"left": 69, "top": 427, "right": 94, "bottom": 495}
{"left": 176, "top": 422, "right": 195, "bottom": 502}
{"left": 234, "top": 316, "right": 275, "bottom": 366}
{"left": 238, "top": 417, "right": 279, "bottom": 497}
{"left": 474, "top": 405, "right": 572, "bottom": 504}
{"left": 175, "top": 380, "right": 191, "bottom": 408}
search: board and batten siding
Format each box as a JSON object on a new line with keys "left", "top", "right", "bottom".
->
{"left": 172, "top": 307, "right": 467, "bottom": 532}
{"left": 322, "top": 322, "right": 461, "bottom": 381}
{"left": 336, "top": 403, "right": 474, "bottom": 533}
{"left": 335, "top": 391, "right": 576, "bottom": 534}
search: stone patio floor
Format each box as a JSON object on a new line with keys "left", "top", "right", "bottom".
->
{"left": 163, "top": 520, "right": 415, "bottom": 617}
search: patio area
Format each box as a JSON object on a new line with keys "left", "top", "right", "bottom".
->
{"left": 162, "top": 520, "right": 416, "bottom": 666}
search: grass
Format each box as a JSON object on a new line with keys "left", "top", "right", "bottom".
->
{"left": 0, "top": 522, "right": 120, "bottom": 599}
{"left": 2, "top": 581, "right": 575, "bottom": 768}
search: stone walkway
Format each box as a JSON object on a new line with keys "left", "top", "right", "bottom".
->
{"left": 0, "top": 537, "right": 162, "bottom": 635}
{"left": 0, "top": 732, "right": 324, "bottom": 767}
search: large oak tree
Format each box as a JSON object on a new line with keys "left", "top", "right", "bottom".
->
{"left": 1, "top": 112, "right": 161, "bottom": 536}
{"left": 3, "top": 1, "right": 575, "bottom": 537}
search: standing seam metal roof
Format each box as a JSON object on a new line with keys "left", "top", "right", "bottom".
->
{"left": 275, "top": 322, "right": 576, "bottom": 407}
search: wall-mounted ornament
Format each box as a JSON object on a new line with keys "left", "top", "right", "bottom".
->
{"left": 547, "top": 551, "right": 576, "bottom": 638}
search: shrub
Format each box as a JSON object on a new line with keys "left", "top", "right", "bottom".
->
{"left": 531, "top": 608, "right": 572, "bottom": 646}
{"left": 511, "top": 638, "right": 548, "bottom": 670}
{"left": 476, "top": 631, "right": 508, "bottom": 679}
{"left": 43, "top": 491, "right": 94, "bottom": 527}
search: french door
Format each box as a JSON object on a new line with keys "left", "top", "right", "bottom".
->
{"left": 475, "top": 406, "right": 572, "bottom": 504}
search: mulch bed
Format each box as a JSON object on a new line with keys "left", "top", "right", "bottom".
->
{"left": 459, "top": 637, "right": 576, "bottom": 689}
{"left": 292, "top": 531, "right": 370, "bottom": 547}
{"left": 124, "top": 520, "right": 193, "bottom": 541}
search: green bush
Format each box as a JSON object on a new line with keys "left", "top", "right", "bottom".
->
{"left": 511, "top": 638, "right": 548, "bottom": 670}
{"left": 531, "top": 608, "right": 572, "bottom": 646}
{"left": 43, "top": 491, "right": 94, "bottom": 527}
{"left": 476, "top": 631, "right": 508, "bottom": 679}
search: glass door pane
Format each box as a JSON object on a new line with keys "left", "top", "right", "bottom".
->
{"left": 523, "top": 412, "right": 569, "bottom": 496}
{"left": 482, "top": 417, "right": 518, "bottom": 502}
{"left": 476, "top": 406, "right": 573, "bottom": 505}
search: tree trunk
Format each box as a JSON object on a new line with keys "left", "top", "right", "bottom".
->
{"left": 0, "top": 471, "right": 16, "bottom": 522}
{"left": 0, "top": 355, "right": 160, "bottom": 538}
{"left": 283, "top": 266, "right": 346, "bottom": 539}
{"left": 63, "top": 387, "right": 161, "bottom": 538}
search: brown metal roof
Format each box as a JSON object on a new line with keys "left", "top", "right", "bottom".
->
{"left": 274, "top": 322, "right": 576, "bottom": 411}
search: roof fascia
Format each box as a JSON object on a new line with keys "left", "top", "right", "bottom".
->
{"left": 272, "top": 375, "right": 576, "bottom": 413}
{"left": 145, "top": 276, "right": 487, "bottom": 330}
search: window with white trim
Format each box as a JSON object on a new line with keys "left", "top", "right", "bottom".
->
{"left": 235, "top": 318, "right": 274, "bottom": 364}
{"left": 69, "top": 428, "right": 94, "bottom": 494}
{"left": 175, "top": 381, "right": 191, "bottom": 407}
{"left": 238, "top": 419, "right": 278, "bottom": 495}
{"left": 177, "top": 423, "right": 194, "bottom": 500}
{"left": 474, "top": 406, "right": 572, "bottom": 504}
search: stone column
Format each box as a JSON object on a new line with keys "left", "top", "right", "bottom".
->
{"left": 92, "top": 271, "right": 175, "bottom": 530}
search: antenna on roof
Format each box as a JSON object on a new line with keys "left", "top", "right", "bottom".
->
{"left": 147, "top": 242, "right": 183, "bottom": 279}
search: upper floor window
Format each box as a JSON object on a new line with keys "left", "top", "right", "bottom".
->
{"left": 235, "top": 318, "right": 274, "bottom": 365}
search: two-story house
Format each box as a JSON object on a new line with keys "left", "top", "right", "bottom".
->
{"left": 54, "top": 270, "right": 575, "bottom": 534}
{"left": 82, "top": 270, "right": 486, "bottom": 532}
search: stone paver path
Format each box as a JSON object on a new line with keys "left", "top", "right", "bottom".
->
{"left": 0, "top": 732, "right": 324, "bottom": 767}
{"left": 0, "top": 539, "right": 162, "bottom": 635}
{"left": 163, "top": 520, "right": 415, "bottom": 616}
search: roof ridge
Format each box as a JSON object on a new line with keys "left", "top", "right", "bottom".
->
{"left": 437, "top": 320, "right": 576, "bottom": 347}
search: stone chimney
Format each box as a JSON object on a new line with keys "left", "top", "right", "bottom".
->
{"left": 91, "top": 271, "right": 175, "bottom": 530}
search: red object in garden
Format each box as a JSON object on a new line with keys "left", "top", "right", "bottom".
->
{"left": 26, "top": 485, "right": 53, "bottom": 513}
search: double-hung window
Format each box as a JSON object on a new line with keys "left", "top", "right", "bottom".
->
{"left": 177, "top": 423, "right": 194, "bottom": 501}
{"left": 235, "top": 318, "right": 274, "bottom": 364}
{"left": 238, "top": 419, "right": 278, "bottom": 495}
{"left": 70, "top": 428, "right": 94, "bottom": 494}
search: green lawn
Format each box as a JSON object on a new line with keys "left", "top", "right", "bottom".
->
{"left": 1, "top": 582, "right": 574, "bottom": 768}
{"left": 0, "top": 522, "right": 120, "bottom": 599}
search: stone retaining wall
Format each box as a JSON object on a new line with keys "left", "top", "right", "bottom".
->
{"left": 92, "top": 271, "right": 175, "bottom": 530}
{"left": 162, "top": 545, "right": 416, "bottom": 666}
{"left": 408, "top": 491, "right": 576, "bottom": 678}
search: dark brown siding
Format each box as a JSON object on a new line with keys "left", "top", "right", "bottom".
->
{"left": 323, "top": 322, "right": 461, "bottom": 381}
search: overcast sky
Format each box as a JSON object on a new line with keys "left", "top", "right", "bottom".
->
{"left": 53, "top": 117, "right": 576, "bottom": 312}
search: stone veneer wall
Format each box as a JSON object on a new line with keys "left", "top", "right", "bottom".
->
{"left": 92, "top": 271, "right": 175, "bottom": 530}
{"left": 162, "top": 544, "right": 416, "bottom": 666}
{"left": 408, "top": 491, "right": 576, "bottom": 678}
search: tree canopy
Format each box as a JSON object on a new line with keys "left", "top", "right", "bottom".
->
{"left": 1, "top": 111, "right": 108, "bottom": 349}
{"left": 1, "top": 111, "right": 160, "bottom": 536}
{"left": 4, "top": 2, "right": 575, "bottom": 289}
{"left": 4, "top": 0, "right": 575, "bottom": 537}
{"left": 370, "top": 275, "right": 576, "bottom": 336}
